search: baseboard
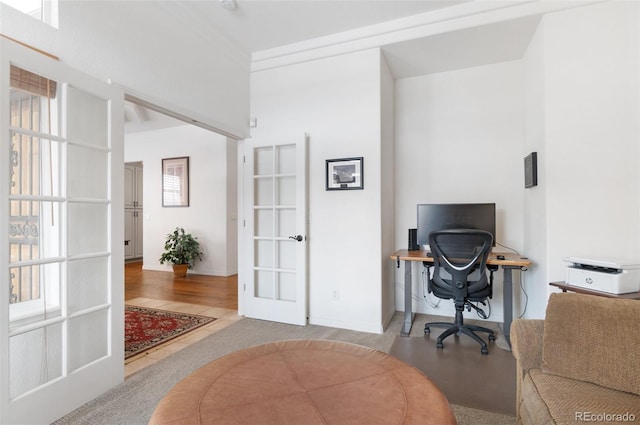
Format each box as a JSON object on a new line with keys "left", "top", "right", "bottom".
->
{"left": 125, "top": 258, "right": 142, "bottom": 264}
{"left": 141, "top": 265, "right": 236, "bottom": 277}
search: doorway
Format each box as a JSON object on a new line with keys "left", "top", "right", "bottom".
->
{"left": 123, "top": 99, "right": 184, "bottom": 268}
{"left": 124, "top": 161, "right": 143, "bottom": 260}
{"left": 122, "top": 97, "right": 238, "bottom": 279}
{"left": 121, "top": 98, "right": 240, "bottom": 376}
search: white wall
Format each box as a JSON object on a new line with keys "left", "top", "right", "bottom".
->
{"left": 0, "top": 1, "right": 249, "bottom": 138}
{"left": 509, "top": 1, "right": 640, "bottom": 319}
{"left": 380, "top": 55, "right": 396, "bottom": 327}
{"left": 542, "top": 1, "right": 640, "bottom": 282}
{"left": 125, "top": 125, "right": 237, "bottom": 276}
{"left": 521, "top": 15, "right": 548, "bottom": 319}
{"left": 226, "top": 138, "right": 239, "bottom": 274}
{"left": 394, "top": 61, "right": 525, "bottom": 322}
{"left": 248, "top": 48, "right": 387, "bottom": 333}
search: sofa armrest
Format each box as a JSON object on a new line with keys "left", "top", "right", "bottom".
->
{"left": 511, "top": 318, "right": 544, "bottom": 371}
{"left": 511, "top": 319, "right": 544, "bottom": 424}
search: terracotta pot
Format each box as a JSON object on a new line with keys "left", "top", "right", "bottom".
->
{"left": 172, "top": 264, "right": 189, "bottom": 277}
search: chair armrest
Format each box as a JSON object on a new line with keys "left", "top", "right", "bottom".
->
{"left": 510, "top": 319, "right": 544, "bottom": 371}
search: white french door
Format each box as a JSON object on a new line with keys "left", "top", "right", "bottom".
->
{"left": 0, "top": 38, "right": 124, "bottom": 424}
{"left": 243, "top": 136, "right": 307, "bottom": 326}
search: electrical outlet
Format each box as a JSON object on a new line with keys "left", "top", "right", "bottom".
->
{"left": 331, "top": 290, "right": 339, "bottom": 301}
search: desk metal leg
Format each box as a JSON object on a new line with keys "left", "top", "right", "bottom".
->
{"left": 502, "top": 266, "right": 517, "bottom": 348}
{"left": 401, "top": 259, "right": 414, "bottom": 336}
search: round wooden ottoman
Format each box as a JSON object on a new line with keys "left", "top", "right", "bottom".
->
{"left": 149, "top": 340, "right": 457, "bottom": 425}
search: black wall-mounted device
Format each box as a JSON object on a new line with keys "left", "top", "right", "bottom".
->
{"left": 524, "top": 152, "right": 538, "bottom": 188}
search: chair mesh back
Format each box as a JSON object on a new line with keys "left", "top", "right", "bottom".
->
{"left": 429, "top": 229, "right": 493, "bottom": 297}
{"left": 431, "top": 231, "right": 492, "bottom": 271}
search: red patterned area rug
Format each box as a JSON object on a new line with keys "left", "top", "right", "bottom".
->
{"left": 125, "top": 305, "right": 216, "bottom": 360}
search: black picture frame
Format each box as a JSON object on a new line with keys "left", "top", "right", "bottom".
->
{"left": 524, "top": 152, "right": 537, "bottom": 188}
{"left": 326, "top": 157, "right": 363, "bottom": 190}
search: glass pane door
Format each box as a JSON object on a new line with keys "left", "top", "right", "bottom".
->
{"left": 1, "top": 37, "right": 123, "bottom": 425}
{"left": 8, "top": 66, "right": 111, "bottom": 396}
{"left": 244, "top": 136, "right": 307, "bottom": 326}
{"left": 254, "top": 144, "right": 298, "bottom": 302}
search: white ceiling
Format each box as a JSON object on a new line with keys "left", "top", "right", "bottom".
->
{"left": 160, "top": 0, "right": 470, "bottom": 54}
{"left": 382, "top": 14, "right": 542, "bottom": 79}
{"left": 126, "top": 0, "right": 542, "bottom": 132}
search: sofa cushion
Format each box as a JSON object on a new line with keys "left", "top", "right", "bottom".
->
{"left": 542, "top": 293, "right": 640, "bottom": 396}
{"left": 520, "top": 369, "right": 554, "bottom": 425}
{"left": 523, "top": 369, "right": 640, "bottom": 425}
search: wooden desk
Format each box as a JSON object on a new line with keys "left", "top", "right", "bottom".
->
{"left": 391, "top": 250, "right": 531, "bottom": 347}
{"left": 549, "top": 281, "right": 640, "bottom": 299}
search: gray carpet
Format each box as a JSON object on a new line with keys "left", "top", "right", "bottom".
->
{"left": 55, "top": 313, "right": 515, "bottom": 425}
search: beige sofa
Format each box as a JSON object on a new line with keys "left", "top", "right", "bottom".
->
{"left": 511, "top": 292, "right": 640, "bottom": 425}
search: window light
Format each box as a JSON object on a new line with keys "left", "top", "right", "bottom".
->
{"left": 0, "top": 0, "right": 58, "bottom": 28}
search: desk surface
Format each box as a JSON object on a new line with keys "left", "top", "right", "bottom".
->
{"left": 391, "top": 249, "right": 531, "bottom": 268}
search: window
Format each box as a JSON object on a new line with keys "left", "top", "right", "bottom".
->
{"left": 9, "top": 65, "right": 62, "bottom": 323}
{"left": 0, "top": 0, "right": 58, "bottom": 28}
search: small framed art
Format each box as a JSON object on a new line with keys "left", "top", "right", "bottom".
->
{"left": 326, "top": 157, "right": 363, "bottom": 191}
{"left": 162, "top": 156, "right": 190, "bottom": 207}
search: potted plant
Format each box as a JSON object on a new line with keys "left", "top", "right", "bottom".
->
{"left": 159, "top": 227, "right": 203, "bottom": 277}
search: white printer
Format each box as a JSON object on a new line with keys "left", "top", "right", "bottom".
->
{"left": 564, "top": 257, "right": 640, "bottom": 294}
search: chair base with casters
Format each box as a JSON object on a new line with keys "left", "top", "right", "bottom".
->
{"left": 424, "top": 305, "right": 496, "bottom": 355}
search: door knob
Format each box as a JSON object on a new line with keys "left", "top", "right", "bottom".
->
{"left": 288, "top": 235, "right": 304, "bottom": 242}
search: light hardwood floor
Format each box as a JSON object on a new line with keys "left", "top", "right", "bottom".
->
{"left": 124, "top": 262, "right": 240, "bottom": 377}
{"left": 125, "top": 261, "right": 238, "bottom": 309}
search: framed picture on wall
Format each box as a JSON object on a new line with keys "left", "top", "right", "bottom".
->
{"left": 326, "top": 157, "right": 363, "bottom": 190}
{"left": 162, "top": 156, "right": 189, "bottom": 207}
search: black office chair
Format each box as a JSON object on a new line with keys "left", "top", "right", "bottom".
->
{"left": 424, "top": 228, "right": 496, "bottom": 354}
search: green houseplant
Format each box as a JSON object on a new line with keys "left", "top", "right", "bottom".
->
{"left": 159, "top": 227, "right": 203, "bottom": 277}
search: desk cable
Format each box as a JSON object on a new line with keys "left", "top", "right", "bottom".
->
{"left": 519, "top": 271, "right": 529, "bottom": 318}
{"left": 496, "top": 241, "right": 530, "bottom": 318}
{"left": 470, "top": 265, "right": 493, "bottom": 320}
{"left": 421, "top": 265, "right": 441, "bottom": 309}
{"left": 422, "top": 262, "right": 495, "bottom": 318}
{"left": 495, "top": 241, "right": 520, "bottom": 256}
{"left": 469, "top": 299, "right": 491, "bottom": 320}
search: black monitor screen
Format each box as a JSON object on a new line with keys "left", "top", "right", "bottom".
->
{"left": 417, "top": 203, "right": 496, "bottom": 247}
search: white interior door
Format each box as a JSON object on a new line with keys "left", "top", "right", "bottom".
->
{"left": 0, "top": 38, "right": 124, "bottom": 424}
{"left": 124, "top": 209, "right": 135, "bottom": 258}
{"left": 124, "top": 164, "right": 135, "bottom": 208}
{"left": 243, "top": 136, "right": 307, "bottom": 326}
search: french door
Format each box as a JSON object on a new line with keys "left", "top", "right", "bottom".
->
{"left": 243, "top": 136, "right": 307, "bottom": 326}
{"left": 0, "top": 38, "right": 124, "bottom": 424}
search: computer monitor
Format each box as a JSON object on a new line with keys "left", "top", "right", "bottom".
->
{"left": 417, "top": 203, "right": 496, "bottom": 248}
